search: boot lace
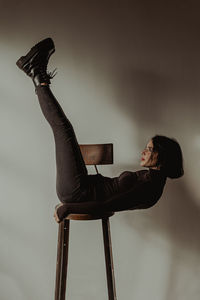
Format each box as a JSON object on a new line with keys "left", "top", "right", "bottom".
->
{"left": 48, "top": 68, "right": 57, "bottom": 79}
{"left": 39, "top": 66, "right": 57, "bottom": 82}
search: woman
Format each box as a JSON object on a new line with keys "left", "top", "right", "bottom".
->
{"left": 16, "top": 38, "right": 184, "bottom": 223}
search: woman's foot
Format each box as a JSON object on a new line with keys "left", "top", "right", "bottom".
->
{"left": 54, "top": 203, "right": 63, "bottom": 223}
{"left": 16, "top": 37, "right": 55, "bottom": 86}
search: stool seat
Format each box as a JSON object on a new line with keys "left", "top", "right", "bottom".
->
{"left": 65, "top": 212, "right": 114, "bottom": 220}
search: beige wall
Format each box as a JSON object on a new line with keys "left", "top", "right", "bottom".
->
{"left": 0, "top": 1, "right": 200, "bottom": 299}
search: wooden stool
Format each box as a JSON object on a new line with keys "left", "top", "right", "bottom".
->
{"left": 54, "top": 144, "right": 117, "bottom": 300}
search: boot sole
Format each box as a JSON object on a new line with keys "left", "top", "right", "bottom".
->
{"left": 16, "top": 37, "right": 55, "bottom": 69}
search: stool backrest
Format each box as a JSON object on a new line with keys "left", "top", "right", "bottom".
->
{"left": 79, "top": 144, "right": 113, "bottom": 165}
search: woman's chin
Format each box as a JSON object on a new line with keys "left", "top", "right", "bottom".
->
{"left": 140, "top": 161, "right": 145, "bottom": 167}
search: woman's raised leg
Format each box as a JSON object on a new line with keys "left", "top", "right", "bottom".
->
{"left": 16, "top": 38, "right": 88, "bottom": 203}
{"left": 35, "top": 85, "right": 88, "bottom": 203}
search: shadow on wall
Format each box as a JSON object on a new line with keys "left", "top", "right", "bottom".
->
{"left": 111, "top": 161, "right": 200, "bottom": 260}
{"left": 122, "top": 177, "right": 200, "bottom": 299}
{"left": 114, "top": 69, "right": 174, "bottom": 128}
{"left": 110, "top": 62, "right": 200, "bottom": 251}
{"left": 111, "top": 66, "right": 200, "bottom": 250}
{"left": 123, "top": 179, "right": 200, "bottom": 253}
{"left": 110, "top": 62, "right": 200, "bottom": 298}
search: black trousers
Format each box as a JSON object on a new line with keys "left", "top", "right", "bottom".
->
{"left": 36, "top": 86, "right": 88, "bottom": 203}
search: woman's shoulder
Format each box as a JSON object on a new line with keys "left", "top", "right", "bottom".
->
{"left": 117, "top": 169, "right": 166, "bottom": 182}
{"left": 136, "top": 169, "right": 167, "bottom": 182}
{"left": 117, "top": 170, "right": 147, "bottom": 191}
{"left": 118, "top": 169, "right": 148, "bottom": 182}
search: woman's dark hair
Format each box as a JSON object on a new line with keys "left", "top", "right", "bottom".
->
{"left": 152, "top": 135, "right": 184, "bottom": 179}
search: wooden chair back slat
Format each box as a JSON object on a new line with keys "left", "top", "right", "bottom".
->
{"left": 79, "top": 143, "right": 113, "bottom": 165}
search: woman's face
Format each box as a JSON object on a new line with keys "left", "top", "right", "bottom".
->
{"left": 140, "top": 140, "right": 159, "bottom": 169}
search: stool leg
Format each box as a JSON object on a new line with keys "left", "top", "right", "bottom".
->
{"left": 102, "top": 217, "right": 117, "bottom": 300}
{"left": 55, "top": 219, "right": 70, "bottom": 300}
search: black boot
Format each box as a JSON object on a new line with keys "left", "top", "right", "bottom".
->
{"left": 16, "top": 38, "right": 55, "bottom": 86}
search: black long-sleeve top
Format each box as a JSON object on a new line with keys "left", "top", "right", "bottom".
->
{"left": 57, "top": 169, "right": 167, "bottom": 219}
{"left": 86, "top": 168, "right": 166, "bottom": 210}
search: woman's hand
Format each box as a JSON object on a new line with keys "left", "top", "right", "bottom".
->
{"left": 53, "top": 203, "right": 64, "bottom": 223}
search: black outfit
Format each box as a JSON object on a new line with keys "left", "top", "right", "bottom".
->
{"left": 36, "top": 86, "right": 166, "bottom": 216}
